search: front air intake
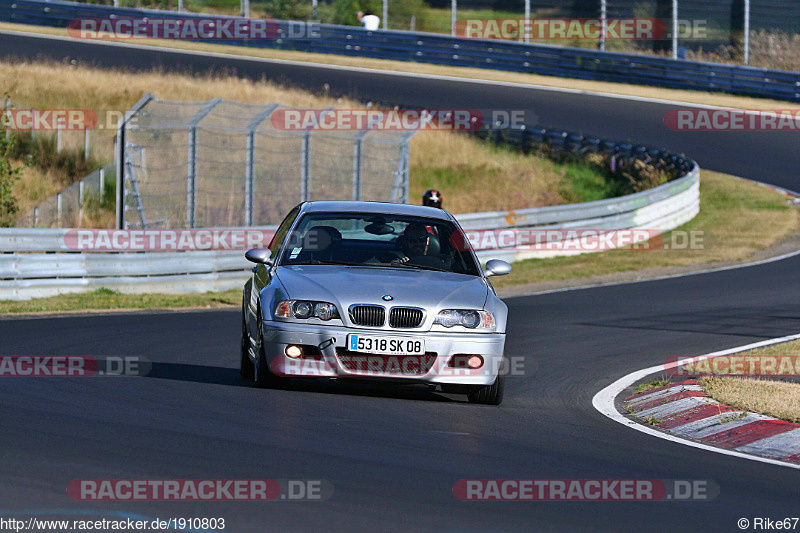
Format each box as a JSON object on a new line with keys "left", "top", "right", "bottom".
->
{"left": 389, "top": 307, "right": 424, "bottom": 328}
{"left": 349, "top": 305, "right": 386, "bottom": 327}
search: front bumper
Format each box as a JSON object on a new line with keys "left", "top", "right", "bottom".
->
{"left": 261, "top": 320, "right": 506, "bottom": 385}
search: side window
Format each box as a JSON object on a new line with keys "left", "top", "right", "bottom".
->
{"left": 268, "top": 205, "right": 301, "bottom": 257}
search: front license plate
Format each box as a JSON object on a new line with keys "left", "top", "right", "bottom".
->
{"left": 347, "top": 334, "right": 425, "bottom": 355}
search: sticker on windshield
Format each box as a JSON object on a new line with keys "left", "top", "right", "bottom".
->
{"left": 289, "top": 247, "right": 302, "bottom": 259}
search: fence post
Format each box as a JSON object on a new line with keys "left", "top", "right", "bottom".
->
{"left": 4, "top": 98, "right": 9, "bottom": 140}
{"left": 79, "top": 180, "right": 84, "bottom": 207}
{"left": 599, "top": 0, "right": 606, "bottom": 51}
{"left": 390, "top": 132, "right": 414, "bottom": 203}
{"left": 352, "top": 136, "right": 363, "bottom": 201}
{"left": 57, "top": 192, "right": 62, "bottom": 228}
{"left": 383, "top": 0, "right": 388, "bottom": 30}
{"left": 56, "top": 116, "right": 63, "bottom": 153}
{"left": 245, "top": 133, "right": 255, "bottom": 225}
{"left": 186, "top": 98, "right": 222, "bottom": 228}
{"left": 524, "top": 0, "right": 530, "bottom": 43}
{"left": 34, "top": 207, "right": 39, "bottom": 228}
{"left": 116, "top": 92, "right": 154, "bottom": 229}
{"left": 301, "top": 131, "right": 310, "bottom": 202}
{"left": 116, "top": 115, "right": 124, "bottom": 229}
{"left": 299, "top": 107, "right": 333, "bottom": 204}
{"left": 672, "top": 0, "right": 678, "bottom": 59}
{"left": 401, "top": 140, "right": 410, "bottom": 203}
{"left": 100, "top": 167, "right": 105, "bottom": 200}
{"left": 744, "top": 0, "right": 750, "bottom": 66}
{"left": 450, "top": 0, "right": 456, "bottom": 36}
{"left": 244, "top": 104, "right": 278, "bottom": 226}
{"left": 187, "top": 128, "right": 197, "bottom": 227}
{"left": 84, "top": 128, "right": 90, "bottom": 161}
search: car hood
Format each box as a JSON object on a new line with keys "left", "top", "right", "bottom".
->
{"left": 275, "top": 265, "right": 489, "bottom": 312}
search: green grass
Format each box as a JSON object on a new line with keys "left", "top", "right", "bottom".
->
{"left": 644, "top": 416, "right": 662, "bottom": 426}
{"left": 0, "top": 288, "right": 241, "bottom": 314}
{"left": 557, "top": 161, "right": 618, "bottom": 203}
{"left": 634, "top": 377, "right": 671, "bottom": 394}
{"left": 418, "top": 6, "right": 526, "bottom": 34}
{"left": 492, "top": 170, "right": 798, "bottom": 289}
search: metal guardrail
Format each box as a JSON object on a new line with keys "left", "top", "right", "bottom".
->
{"left": 0, "top": 160, "right": 699, "bottom": 300}
{"left": 0, "top": 0, "right": 798, "bottom": 102}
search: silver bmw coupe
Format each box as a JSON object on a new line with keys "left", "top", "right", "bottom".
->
{"left": 240, "top": 201, "right": 511, "bottom": 405}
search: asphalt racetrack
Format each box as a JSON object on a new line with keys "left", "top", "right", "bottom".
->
{"left": 1, "top": 30, "right": 799, "bottom": 531}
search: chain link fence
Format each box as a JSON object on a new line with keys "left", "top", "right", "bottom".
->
{"left": 15, "top": 164, "right": 116, "bottom": 228}
{"left": 119, "top": 95, "right": 415, "bottom": 229}
{"left": 3, "top": 98, "right": 97, "bottom": 157}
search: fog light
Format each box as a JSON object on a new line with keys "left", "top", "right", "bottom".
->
{"left": 285, "top": 345, "right": 303, "bottom": 358}
{"left": 467, "top": 355, "right": 484, "bottom": 369}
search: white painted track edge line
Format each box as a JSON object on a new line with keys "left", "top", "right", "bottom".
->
{"left": 502, "top": 247, "right": 800, "bottom": 300}
{"left": 0, "top": 28, "right": 792, "bottom": 113}
{"left": 592, "top": 333, "right": 800, "bottom": 470}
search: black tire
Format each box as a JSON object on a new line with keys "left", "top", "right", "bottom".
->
{"left": 253, "top": 312, "right": 289, "bottom": 389}
{"left": 467, "top": 374, "right": 505, "bottom": 405}
{"left": 239, "top": 312, "right": 254, "bottom": 380}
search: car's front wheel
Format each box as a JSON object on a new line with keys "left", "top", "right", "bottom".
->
{"left": 239, "top": 313, "right": 254, "bottom": 380}
{"left": 253, "top": 313, "right": 289, "bottom": 389}
{"left": 467, "top": 374, "right": 505, "bottom": 405}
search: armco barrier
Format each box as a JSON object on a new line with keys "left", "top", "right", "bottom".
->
{"left": 0, "top": 162, "right": 698, "bottom": 300}
{"left": 0, "top": 0, "right": 798, "bottom": 102}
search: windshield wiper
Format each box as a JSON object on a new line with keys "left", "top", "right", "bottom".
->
{"left": 406, "top": 264, "right": 449, "bottom": 272}
{"left": 375, "top": 261, "right": 449, "bottom": 272}
{"left": 287, "top": 259, "right": 363, "bottom": 267}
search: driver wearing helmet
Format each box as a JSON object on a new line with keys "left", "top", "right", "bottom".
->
{"left": 393, "top": 222, "right": 447, "bottom": 269}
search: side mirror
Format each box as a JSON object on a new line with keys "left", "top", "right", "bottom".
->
{"left": 245, "top": 248, "right": 273, "bottom": 265}
{"left": 484, "top": 259, "right": 512, "bottom": 277}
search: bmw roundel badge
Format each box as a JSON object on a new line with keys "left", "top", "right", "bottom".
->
{"left": 382, "top": 295, "right": 393, "bottom": 301}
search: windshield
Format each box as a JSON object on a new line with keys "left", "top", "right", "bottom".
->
{"left": 279, "top": 212, "right": 481, "bottom": 276}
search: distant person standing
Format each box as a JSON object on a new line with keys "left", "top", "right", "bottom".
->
{"left": 357, "top": 10, "right": 380, "bottom": 31}
{"left": 422, "top": 189, "right": 443, "bottom": 208}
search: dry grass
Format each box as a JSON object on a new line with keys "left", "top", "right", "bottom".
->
{"left": 409, "top": 131, "right": 565, "bottom": 213}
{"left": 699, "top": 375, "right": 800, "bottom": 423}
{"left": 0, "top": 287, "right": 241, "bottom": 314}
{"left": 491, "top": 170, "right": 799, "bottom": 287}
{"left": 2, "top": 59, "right": 599, "bottom": 221}
{"left": 12, "top": 161, "right": 67, "bottom": 214}
{"left": 738, "top": 339, "right": 800, "bottom": 359}
{"left": 0, "top": 59, "right": 351, "bottom": 111}
{"left": 2, "top": 22, "right": 799, "bottom": 113}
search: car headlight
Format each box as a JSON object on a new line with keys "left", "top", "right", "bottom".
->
{"left": 275, "top": 300, "right": 340, "bottom": 321}
{"left": 434, "top": 309, "right": 495, "bottom": 331}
